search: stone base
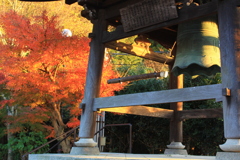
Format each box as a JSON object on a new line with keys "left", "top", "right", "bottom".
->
{"left": 29, "top": 153, "right": 215, "bottom": 160}
{"left": 216, "top": 152, "right": 240, "bottom": 160}
{"left": 167, "top": 142, "right": 185, "bottom": 149}
{"left": 219, "top": 139, "right": 240, "bottom": 152}
{"left": 70, "top": 147, "right": 100, "bottom": 155}
{"left": 74, "top": 138, "right": 97, "bottom": 147}
{"left": 164, "top": 149, "right": 188, "bottom": 155}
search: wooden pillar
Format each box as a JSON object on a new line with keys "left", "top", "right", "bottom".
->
{"left": 73, "top": 10, "right": 107, "bottom": 151}
{"left": 218, "top": 0, "right": 240, "bottom": 152}
{"left": 169, "top": 44, "right": 184, "bottom": 144}
{"left": 169, "top": 74, "right": 184, "bottom": 143}
{"left": 164, "top": 46, "right": 186, "bottom": 155}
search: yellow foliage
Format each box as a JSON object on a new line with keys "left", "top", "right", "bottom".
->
{"left": 0, "top": 1, "right": 92, "bottom": 37}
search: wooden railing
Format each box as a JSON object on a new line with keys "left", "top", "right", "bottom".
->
{"left": 21, "top": 126, "right": 79, "bottom": 160}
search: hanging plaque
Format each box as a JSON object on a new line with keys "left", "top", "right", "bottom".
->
{"left": 120, "top": 0, "right": 178, "bottom": 32}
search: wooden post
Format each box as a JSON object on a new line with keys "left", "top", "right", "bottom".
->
{"left": 169, "top": 74, "right": 183, "bottom": 143}
{"left": 72, "top": 10, "right": 107, "bottom": 154}
{"left": 164, "top": 73, "right": 187, "bottom": 154}
{"left": 80, "top": 12, "right": 106, "bottom": 138}
{"left": 217, "top": 0, "right": 240, "bottom": 152}
{"left": 169, "top": 44, "right": 184, "bottom": 144}
{"left": 164, "top": 46, "right": 187, "bottom": 155}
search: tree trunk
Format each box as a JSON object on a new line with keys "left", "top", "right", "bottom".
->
{"left": 6, "top": 106, "right": 16, "bottom": 160}
{"left": 50, "top": 105, "right": 71, "bottom": 153}
{"left": 7, "top": 123, "right": 13, "bottom": 160}
{"left": 59, "top": 137, "right": 71, "bottom": 153}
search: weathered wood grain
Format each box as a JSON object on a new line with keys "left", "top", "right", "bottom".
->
{"left": 99, "top": 106, "right": 223, "bottom": 120}
{"left": 147, "top": 28, "right": 177, "bottom": 49}
{"left": 178, "top": 108, "right": 223, "bottom": 120}
{"left": 93, "top": 84, "right": 223, "bottom": 111}
{"left": 79, "top": 10, "right": 107, "bottom": 138}
{"left": 169, "top": 60, "right": 184, "bottom": 143}
{"left": 120, "top": 0, "right": 177, "bottom": 32}
{"left": 103, "top": 0, "right": 218, "bottom": 43}
{"left": 218, "top": 0, "right": 240, "bottom": 138}
{"left": 105, "top": 41, "right": 174, "bottom": 64}
{"left": 104, "top": 0, "right": 139, "bottom": 19}
{"left": 100, "top": 106, "right": 174, "bottom": 118}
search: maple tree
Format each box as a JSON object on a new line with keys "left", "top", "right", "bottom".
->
{"left": 0, "top": 0, "right": 92, "bottom": 37}
{"left": 0, "top": 10, "right": 124, "bottom": 153}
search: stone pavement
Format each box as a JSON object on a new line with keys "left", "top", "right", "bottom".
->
{"left": 29, "top": 152, "right": 216, "bottom": 160}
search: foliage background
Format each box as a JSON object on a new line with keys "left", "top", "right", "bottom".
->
{"left": 104, "top": 74, "right": 224, "bottom": 155}
{"left": 0, "top": 2, "right": 123, "bottom": 159}
{"left": 0, "top": 0, "right": 225, "bottom": 159}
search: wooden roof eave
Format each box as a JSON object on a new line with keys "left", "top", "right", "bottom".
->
{"left": 103, "top": 0, "right": 218, "bottom": 43}
{"left": 65, "top": 0, "right": 127, "bottom": 8}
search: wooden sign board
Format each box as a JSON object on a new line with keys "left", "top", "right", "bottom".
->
{"left": 120, "top": 0, "right": 178, "bottom": 32}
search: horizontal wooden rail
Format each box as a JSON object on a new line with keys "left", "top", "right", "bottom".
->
{"left": 100, "top": 106, "right": 174, "bottom": 118}
{"left": 93, "top": 84, "right": 223, "bottom": 111}
{"left": 178, "top": 108, "right": 223, "bottom": 120}
{"left": 100, "top": 106, "right": 223, "bottom": 119}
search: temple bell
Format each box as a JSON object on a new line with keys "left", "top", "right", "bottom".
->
{"left": 172, "top": 15, "right": 221, "bottom": 77}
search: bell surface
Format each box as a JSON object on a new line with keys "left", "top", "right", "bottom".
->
{"left": 172, "top": 15, "right": 220, "bottom": 77}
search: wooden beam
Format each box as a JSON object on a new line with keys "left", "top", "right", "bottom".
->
{"left": 218, "top": 0, "right": 240, "bottom": 139}
{"left": 103, "top": 0, "right": 218, "bottom": 43}
{"left": 65, "top": 0, "right": 78, "bottom": 5}
{"left": 178, "top": 108, "right": 223, "bottom": 120}
{"left": 119, "top": 0, "right": 177, "bottom": 32}
{"left": 105, "top": 41, "right": 174, "bottom": 64}
{"left": 147, "top": 28, "right": 177, "bottom": 49}
{"left": 105, "top": 0, "right": 138, "bottom": 19}
{"left": 169, "top": 63, "right": 184, "bottom": 142}
{"left": 79, "top": 10, "right": 107, "bottom": 138}
{"left": 78, "top": 0, "right": 102, "bottom": 6}
{"left": 101, "top": 0, "right": 127, "bottom": 8}
{"left": 99, "top": 106, "right": 173, "bottom": 118}
{"left": 93, "top": 84, "right": 223, "bottom": 111}
{"left": 99, "top": 106, "right": 223, "bottom": 120}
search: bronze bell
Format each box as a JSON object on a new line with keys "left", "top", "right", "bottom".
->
{"left": 172, "top": 15, "right": 221, "bottom": 77}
